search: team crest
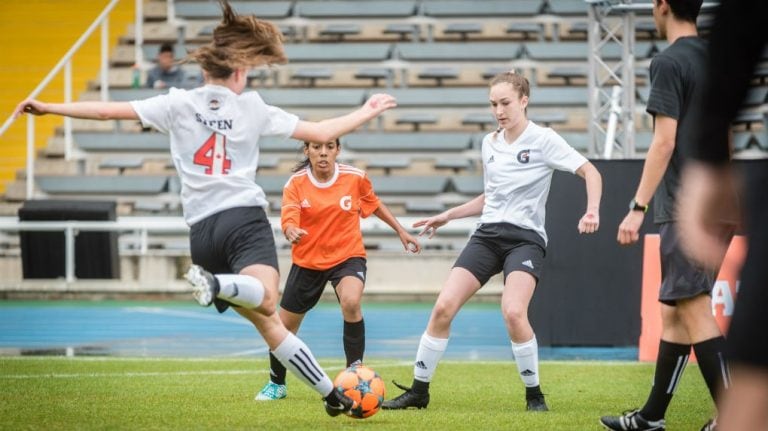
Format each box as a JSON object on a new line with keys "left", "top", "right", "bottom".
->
{"left": 517, "top": 149, "right": 530, "bottom": 164}
{"left": 208, "top": 99, "right": 221, "bottom": 111}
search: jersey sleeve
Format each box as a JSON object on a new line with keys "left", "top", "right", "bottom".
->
{"left": 646, "top": 54, "right": 682, "bottom": 120}
{"left": 281, "top": 177, "right": 301, "bottom": 232}
{"left": 264, "top": 104, "right": 299, "bottom": 138}
{"left": 358, "top": 174, "right": 381, "bottom": 218}
{"left": 542, "top": 130, "right": 588, "bottom": 173}
{"left": 130, "top": 92, "right": 173, "bottom": 134}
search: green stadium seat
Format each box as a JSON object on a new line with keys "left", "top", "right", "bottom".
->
{"left": 368, "top": 175, "right": 450, "bottom": 195}
{"left": 344, "top": 132, "right": 472, "bottom": 152}
{"left": 74, "top": 132, "right": 169, "bottom": 152}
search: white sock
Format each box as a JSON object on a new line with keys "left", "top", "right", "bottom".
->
{"left": 511, "top": 335, "right": 540, "bottom": 387}
{"left": 214, "top": 274, "right": 265, "bottom": 309}
{"left": 272, "top": 332, "right": 333, "bottom": 396}
{"left": 413, "top": 332, "right": 449, "bottom": 383}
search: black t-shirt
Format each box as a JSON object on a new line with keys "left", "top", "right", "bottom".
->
{"left": 646, "top": 36, "right": 709, "bottom": 223}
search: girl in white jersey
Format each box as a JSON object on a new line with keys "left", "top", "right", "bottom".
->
{"left": 382, "top": 72, "right": 602, "bottom": 412}
{"left": 12, "top": 0, "right": 395, "bottom": 417}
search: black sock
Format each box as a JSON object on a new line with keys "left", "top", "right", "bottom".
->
{"left": 343, "top": 319, "right": 365, "bottom": 366}
{"left": 525, "top": 385, "right": 543, "bottom": 399}
{"left": 411, "top": 379, "right": 430, "bottom": 395}
{"left": 640, "top": 340, "right": 691, "bottom": 421}
{"left": 693, "top": 336, "right": 729, "bottom": 403}
{"left": 268, "top": 351, "right": 287, "bottom": 385}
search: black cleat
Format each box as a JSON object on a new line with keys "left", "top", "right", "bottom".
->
{"left": 526, "top": 394, "right": 549, "bottom": 412}
{"left": 381, "top": 381, "right": 430, "bottom": 410}
{"left": 600, "top": 409, "right": 666, "bottom": 430}
{"left": 324, "top": 391, "right": 357, "bottom": 417}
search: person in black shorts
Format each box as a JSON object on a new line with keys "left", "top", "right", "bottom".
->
{"left": 254, "top": 138, "right": 420, "bottom": 400}
{"left": 381, "top": 71, "right": 602, "bottom": 413}
{"left": 676, "top": 0, "right": 768, "bottom": 429}
{"left": 601, "top": 1, "right": 733, "bottom": 430}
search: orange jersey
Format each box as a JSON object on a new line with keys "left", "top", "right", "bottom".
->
{"left": 282, "top": 163, "right": 381, "bottom": 270}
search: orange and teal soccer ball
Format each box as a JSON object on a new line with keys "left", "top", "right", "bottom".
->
{"left": 333, "top": 364, "right": 385, "bottom": 419}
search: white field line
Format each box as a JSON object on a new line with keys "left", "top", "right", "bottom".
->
{"left": 122, "top": 306, "right": 248, "bottom": 325}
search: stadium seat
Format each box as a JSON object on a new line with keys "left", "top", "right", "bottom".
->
{"left": 382, "top": 23, "right": 421, "bottom": 41}
{"left": 289, "top": 68, "right": 334, "bottom": 87}
{"left": 318, "top": 23, "right": 362, "bottom": 41}
{"left": 416, "top": 67, "right": 460, "bottom": 86}
{"left": 442, "top": 22, "right": 484, "bottom": 41}
{"left": 258, "top": 88, "right": 367, "bottom": 107}
{"left": 395, "top": 113, "right": 439, "bottom": 131}
{"left": 74, "top": 132, "right": 169, "bottom": 152}
{"left": 98, "top": 157, "right": 145, "bottom": 174}
{"left": 404, "top": 199, "right": 445, "bottom": 214}
{"left": 524, "top": 41, "right": 622, "bottom": 61}
{"left": 462, "top": 112, "right": 497, "bottom": 130}
{"left": 368, "top": 175, "right": 449, "bottom": 195}
{"left": 37, "top": 176, "right": 169, "bottom": 195}
{"left": 365, "top": 156, "right": 411, "bottom": 174}
{"left": 174, "top": 1, "right": 293, "bottom": 19}
{"left": 546, "top": 0, "right": 589, "bottom": 15}
{"left": 396, "top": 42, "right": 522, "bottom": 61}
{"left": 285, "top": 43, "right": 393, "bottom": 62}
{"left": 254, "top": 174, "right": 290, "bottom": 195}
{"left": 344, "top": 132, "right": 472, "bottom": 152}
{"left": 506, "top": 22, "right": 545, "bottom": 41}
{"left": 296, "top": 1, "right": 417, "bottom": 18}
{"left": 354, "top": 67, "right": 395, "bottom": 88}
{"left": 451, "top": 176, "right": 484, "bottom": 195}
{"left": 423, "top": 0, "right": 543, "bottom": 17}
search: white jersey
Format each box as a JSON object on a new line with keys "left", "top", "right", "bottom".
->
{"left": 479, "top": 120, "right": 587, "bottom": 244}
{"left": 131, "top": 85, "right": 299, "bottom": 225}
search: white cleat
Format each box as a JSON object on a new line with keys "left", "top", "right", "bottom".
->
{"left": 185, "top": 265, "right": 218, "bottom": 307}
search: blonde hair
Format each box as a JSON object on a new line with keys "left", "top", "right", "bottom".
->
{"left": 187, "top": 0, "right": 287, "bottom": 79}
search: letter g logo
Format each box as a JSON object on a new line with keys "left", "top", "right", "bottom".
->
{"left": 339, "top": 195, "right": 352, "bottom": 211}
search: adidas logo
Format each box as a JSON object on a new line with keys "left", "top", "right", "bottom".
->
{"left": 357, "top": 271, "right": 365, "bottom": 281}
{"left": 231, "top": 283, "right": 239, "bottom": 297}
{"left": 522, "top": 260, "right": 534, "bottom": 269}
{"left": 415, "top": 360, "right": 427, "bottom": 370}
{"left": 487, "top": 155, "right": 495, "bottom": 164}
{"left": 520, "top": 369, "right": 536, "bottom": 377}
{"left": 301, "top": 198, "right": 311, "bottom": 208}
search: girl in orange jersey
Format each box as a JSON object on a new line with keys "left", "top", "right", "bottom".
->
{"left": 255, "top": 138, "right": 421, "bottom": 400}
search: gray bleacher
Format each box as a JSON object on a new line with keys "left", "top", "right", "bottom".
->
{"left": 285, "top": 43, "right": 393, "bottom": 62}
{"left": 37, "top": 176, "right": 169, "bottom": 195}
{"left": 368, "top": 175, "right": 450, "bottom": 195}
{"left": 344, "top": 132, "right": 473, "bottom": 152}
{"left": 396, "top": 42, "right": 523, "bottom": 61}
{"left": 422, "top": 0, "right": 543, "bottom": 17}
{"left": 74, "top": 132, "right": 169, "bottom": 152}
{"left": 295, "top": 1, "right": 417, "bottom": 18}
{"left": 174, "top": 1, "right": 293, "bottom": 19}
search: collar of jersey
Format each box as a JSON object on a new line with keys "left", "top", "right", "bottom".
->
{"left": 306, "top": 163, "right": 339, "bottom": 188}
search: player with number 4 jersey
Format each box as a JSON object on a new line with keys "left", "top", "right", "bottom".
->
{"left": 13, "top": 0, "right": 397, "bottom": 417}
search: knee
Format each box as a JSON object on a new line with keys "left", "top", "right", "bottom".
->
{"left": 431, "top": 300, "right": 458, "bottom": 326}
{"left": 339, "top": 297, "right": 361, "bottom": 320}
{"left": 502, "top": 303, "right": 528, "bottom": 328}
{"left": 259, "top": 291, "right": 277, "bottom": 315}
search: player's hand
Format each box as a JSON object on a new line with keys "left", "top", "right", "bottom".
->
{"left": 676, "top": 162, "right": 740, "bottom": 270}
{"left": 412, "top": 214, "right": 448, "bottom": 239}
{"left": 13, "top": 99, "right": 47, "bottom": 118}
{"left": 401, "top": 232, "right": 421, "bottom": 254}
{"left": 362, "top": 93, "right": 397, "bottom": 116}
{"left": 284, "top": 226, "right": 308, "bottom": 244}
{"left": 617, "top": 210, "right": 644, "bottom": 245}
{"left": 578, "top": 210, "right": 600, "bottom": 234}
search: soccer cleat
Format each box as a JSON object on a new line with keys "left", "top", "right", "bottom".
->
{"left": 700, "top": 418, "right": 717, "bottom": 431}
{"left": 323, "top": 391, "right": 358, "bottom": 417}
{"left": 526, "top": 394, "right": 549, "bottom": 412}
{"left": 185, "top": 264, "right": 219, "bottom": 307}
{"left": 600, "top": 409, "right": 666, "bottom": 430}
{"left": 255, "top": 382, "right": 287, "bottom": 401}
{"left": 381, "top": 381, "right": 430, "bottom": 410}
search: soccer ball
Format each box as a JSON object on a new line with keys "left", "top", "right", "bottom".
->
{"left": 332, "top": 364, "right": 385, "bottom": 419}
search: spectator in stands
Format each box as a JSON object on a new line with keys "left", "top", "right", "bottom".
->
{"left": 382, "top": 71, "right": 602, "bottom": 413}
{"left": 601, "top": 1, "right": 732, "bottom": 430}
{"left": 254, "top": 138, "right": 420, "bottom": 401}
{"left": 146, "top": 42, "right": 187, "bottom": 89}
{"left": 676, "top": 0, "right": 768, "bottom": 430}
{"left": 12, "top": 0, "right": 396, "bottom": 418}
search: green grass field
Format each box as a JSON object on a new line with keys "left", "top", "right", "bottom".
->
{"left": 0, "top": 357, "right": 716, "bottom": 430}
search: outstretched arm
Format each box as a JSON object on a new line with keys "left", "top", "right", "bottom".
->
{"left": 373, "top": 203, "right": 421, "bottom": 253}
{"left": 13, "top": 99, "right": 138, "bottom": 121}
{"left": 413, "top": 193, "right": 484, "bottom": 238}
{"left": 291, "top": 93, "right": 396, "bottom": 144}
{"left": 575, "top": 161, "right": 601, "bottom": 234}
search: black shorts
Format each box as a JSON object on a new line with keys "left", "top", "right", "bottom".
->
{"left": 189, "top": 206, "right": 278, "bottom": 312}
{"left": 454, "top": 223, "right": 546, "bottom": 286}
{"left": 658, "top": 222, "right": 721, "bottom": 305}
{"left": 280, "top": 257, "right": 367, "bottom": 314}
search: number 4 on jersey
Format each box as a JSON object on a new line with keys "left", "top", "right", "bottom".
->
{"left": 194, "top": 132, "right": 232, "bottom": 175}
